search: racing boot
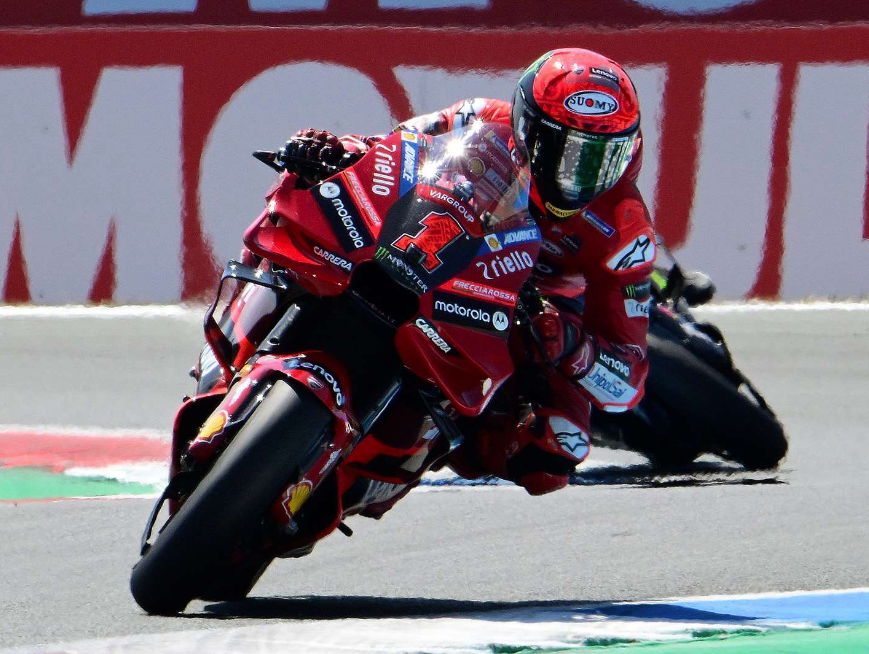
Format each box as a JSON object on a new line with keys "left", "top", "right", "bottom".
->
{"left": 474, "top": 407, "right": 591, "bottom": 495}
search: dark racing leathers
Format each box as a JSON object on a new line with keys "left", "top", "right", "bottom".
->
{"left": 317, "top": 97, "right": 655, "bottom": 495}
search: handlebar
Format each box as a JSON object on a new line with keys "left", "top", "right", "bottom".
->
{"left": 252, "top": 149, "right": 342, "bottom": 176}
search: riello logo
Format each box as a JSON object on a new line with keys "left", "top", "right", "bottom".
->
{"left": 564, "top": 91, "right": 619, "bottom": 116}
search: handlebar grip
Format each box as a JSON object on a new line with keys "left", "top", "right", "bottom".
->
{"left": 252, "top": 149, "right": 342, "bottom": 176}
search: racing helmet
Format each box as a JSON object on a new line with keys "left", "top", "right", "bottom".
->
{"left": 511, "top": 48, "right": 641, "bottom": 218}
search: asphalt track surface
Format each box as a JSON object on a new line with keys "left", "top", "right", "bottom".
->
{"left": 1, "top": 306, "right": 868, "bottom": 649}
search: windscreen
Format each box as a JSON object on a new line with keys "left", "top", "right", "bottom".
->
{"left": 417, "top": 120, "right": 531, "bottom": 232}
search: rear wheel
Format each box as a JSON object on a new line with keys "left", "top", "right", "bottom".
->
{"left": 618, "top": 393, "right": 703, "bottom": 468}
{"left": 641, "top": 334, "right": 788, "bottom": 470}
{"left": 130, "top": 380, "right": 332, "bottom": 615}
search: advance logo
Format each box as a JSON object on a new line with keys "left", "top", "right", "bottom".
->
{"left": 432, "top": 292, "right": 510, "bottom": 337}
{"left": 314, "top": 180, "right": 373, "bottom": 252}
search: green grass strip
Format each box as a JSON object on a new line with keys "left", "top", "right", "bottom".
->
{"left": 486, "top": 623, "right": 869, "bottom": 654}
{"left": 0, "top": 467, "right": 157, "bottom": 500}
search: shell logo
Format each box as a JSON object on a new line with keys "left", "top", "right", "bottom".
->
{"left": 485, "top": 234, "right": 502, "bottom": 252}
{"left": 283, "top": 480, "right": 314, "bottom": 517}
{"left": 195, "top": 410, "right": 228, "bottom": 444}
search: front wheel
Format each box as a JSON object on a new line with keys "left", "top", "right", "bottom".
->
{"left": 641, "top": 334, "right": 788, "bottom": 470}
{"left": 130, "top": 380, "right": 332, "bottom": 615}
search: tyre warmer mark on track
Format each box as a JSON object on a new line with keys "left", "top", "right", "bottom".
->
{"left": 2, "top": 589, "right": 867, "bottom": 654}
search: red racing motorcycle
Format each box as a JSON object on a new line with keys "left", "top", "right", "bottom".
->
{"left": 130, "top": 122, "right": 546, "bottom": 614}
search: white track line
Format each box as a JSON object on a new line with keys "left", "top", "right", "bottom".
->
{"left": 697, "top": 301, "right": 869, "bottom": 312}
{"left": 656, "top": 586, "right": 869, "bottom": 602}
{"left": 0, "top": 305, "right": 204, "bottom": 318}
{"left": 0, "top": 301, "right": 868, "bottom": 319}
{"left": 4, "top": 587, "right": 865, "bottom": 654}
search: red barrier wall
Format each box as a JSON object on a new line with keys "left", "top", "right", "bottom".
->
{"left": 2, "top": 5, "right": 868, "bottom": 302}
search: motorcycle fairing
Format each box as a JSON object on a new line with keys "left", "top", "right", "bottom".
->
{"left": 242, "top": 127, "right": 541, "bottom": 416}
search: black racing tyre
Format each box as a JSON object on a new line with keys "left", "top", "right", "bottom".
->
{"left": 130, "top": 380, "right": 332, "bottom": 615}
{"left": 644, "top": 333, "right": 788, "bottom": 470}
{"left": 618, "top": 393, "right": 703, "bottom": 468}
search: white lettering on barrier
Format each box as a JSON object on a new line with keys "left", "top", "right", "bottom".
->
{"left": 250, "top": 0, "right": 329, "bottom": 10}
{"left": 83, "top": 0, "right": 197, "bottom": 14}
{"left": 781, "top": 64, "right": 869, "bottom": 299}
{"left": 630, "top": 0, "right": 760, "bottom": 14}
{"left": 199, "top": 62, "right": 394, "bottom": 265}
{"left": 379, "top": 0, "right": 490, "bottom": 8}
{"left": 675, "top": 64, "right": 778, "bottom": 298}
{"left": 84, "top": 0, "right": 486, "bottom": 13}
{"left": 0, "top": 67, "right": 182, "bottom": 302}
{"left": 4, "top": 54, "right": 869, "bottom": 302}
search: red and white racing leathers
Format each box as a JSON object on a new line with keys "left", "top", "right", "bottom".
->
{"left": 342, "top": 97, "right": 656, "bottom": 494}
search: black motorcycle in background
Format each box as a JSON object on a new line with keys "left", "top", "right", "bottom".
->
{"left": 591, "top": 247, "right": 788, "bottom": 470}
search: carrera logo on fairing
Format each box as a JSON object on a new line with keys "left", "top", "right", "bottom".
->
{"left": 313, "top": 245, "right": 352, "bottom": 272}
{"left": 564, "top": 91, "right": 619, "bottom": 116}
{"left": 414, "top": 316, "right": 452, "bottom": 354}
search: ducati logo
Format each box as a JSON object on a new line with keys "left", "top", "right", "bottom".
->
{"left": 392, "top": 211, "right": 464, "bottom": 272}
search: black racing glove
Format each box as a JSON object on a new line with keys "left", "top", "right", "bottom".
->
{"left": 278, "top": 129, "right": 361, "bottom": 187}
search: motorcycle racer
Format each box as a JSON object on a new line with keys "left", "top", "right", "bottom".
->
{"left": 279, "top": 48, "right": 655, "bottom": 496}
